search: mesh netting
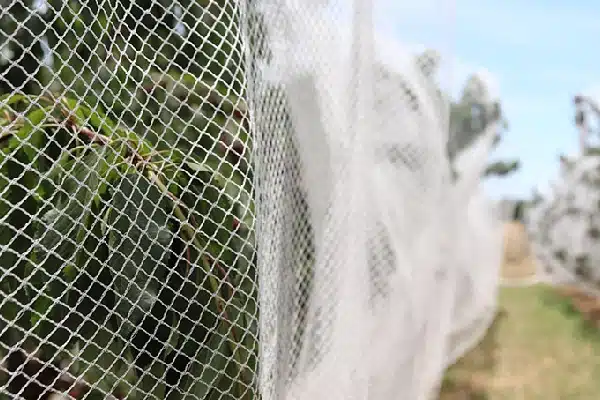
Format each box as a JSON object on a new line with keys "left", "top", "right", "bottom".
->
{"left": 527, "top": 153, "right": 600, "bottom": 293}
{"left": 527, "top": 94, "right": 600, "bottom": 293}
{"left": 0, "top": 0, "right": 502, "bottom": 399}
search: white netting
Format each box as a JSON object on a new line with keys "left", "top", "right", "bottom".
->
{"left": 527, "top": 153, "right": 600, "bottom": 292}
{"left": 0, "top": 0, "right": 503, "bottom": 399}
{"left": 526, "top": 92, "right": 600, "bottom": 293}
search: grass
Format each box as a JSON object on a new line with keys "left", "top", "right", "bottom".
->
{"left": 439, "top": 223, "right": 600, "bottom": 399}
{"left": 440, "top": 285, "right": 600, "bottom": 399}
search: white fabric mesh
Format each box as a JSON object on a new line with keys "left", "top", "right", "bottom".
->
{"left": 0, "top": 0, "right": 503, "bottom": 399}
{"left": 527, "top": 95, "right": 600, "bottom": 291}
{"left": 528, "top": 153, "right": 600, "bottom": 294}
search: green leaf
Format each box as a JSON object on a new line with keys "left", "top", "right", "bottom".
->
{"left": 0, "top": 93, "right": 28, "bottom": 108}
{"left": 31, "top": 149, "right": 111, "bottom": 347}
{"left": 226, "top": 296, "right": 257, "bottom": 381}
{"left": 185, "top": 157, "right": 255, "bottom": 278}
{"left": 182, "top": 331, "right": 230, "bottom": 400}
{"left": 76, "top": 333, "right": 136, "bottom": 397}
{"left": 61, "top": 97, "right": 87, "bottom": 121}
{"left": 30, "top": 293, "right": 53, "bottom": 327}
{"left": 30, "top": 277, "right": 73, "bottom": 349}
{"left": 187, "top": 178, "right": 236, "bottom": 263}
{"left": 16, "top": 107, "right": 51, "bottom": 161}
{"left": 484, "top": 160, "right": 520, "bottom": 177}
{"left": 35, "top": 148, "right": 107, "bottom": 264}
{"left": 137, "top": 361, "right": 167, "bottom": 399}
{"left": 0, "top": 277, "right": 26, "bottom": 334}
{"left": 106, "top": 173, "right": 173, "bottom": 338}
{"left": 202, "top": 156, "right": 252, "bottom": 214}
{"left": 36, "top": 205, "right": 77, "bottom": 262}
{"left": 77, "top": 103, "right": 116, "bottom": 136}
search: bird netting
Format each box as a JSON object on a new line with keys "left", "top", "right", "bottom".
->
{"left": 0, "top": 0, "right": 503, "bottom": 399}
{"left": 526, "top": 93, "right": 600, "bottom": 293}
{"left": 527, "top": 153, "right": 600, "bottom": 293}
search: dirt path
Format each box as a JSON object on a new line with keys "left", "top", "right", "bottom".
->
{"left": 501, "top": 222, "right": 537, "bottom": 280}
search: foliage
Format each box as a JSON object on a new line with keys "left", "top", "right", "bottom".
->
{"left": 584, "top": 146, "right": 600, "bottom": 156}
{"left": 447, "top": 72, "right": 518, "bottom": 180}
{"left": 0, "top": 83, "right": 255, "bottom": 400}
{"left": 484, "top": 160, "right": 520, "bottom": 177}
{"left": 0, "top": 0, "right": 259, "bottom": 398}
{"left": 410, "top": 50, "right": 519, "bottom": 179}
{"left": 0, "top": 0, "right": 249, "bottom": 182}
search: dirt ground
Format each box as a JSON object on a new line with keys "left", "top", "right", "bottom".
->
{"left": 500, "top": 222, "right": 537, "bottom": 279}
{"left": 439, "top": 222, "right": 600, "bottom": 400}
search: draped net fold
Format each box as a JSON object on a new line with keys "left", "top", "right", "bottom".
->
{"left": 247, "top": 1, "right": 503, "bottom": 399}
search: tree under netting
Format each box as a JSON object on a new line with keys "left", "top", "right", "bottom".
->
{"left": 527, "top": 151, "right": 600, "bottom": 291}
{"left": 0, "top": 1, "right": 505, "bottom": 399}
{"left": 526, "top": 92, "right": 600, "bottom": 291}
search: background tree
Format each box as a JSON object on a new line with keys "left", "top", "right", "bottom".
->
{"left": 449, "top": 73, "right": 519, "bottom": 179}
{"left": 411, "top": 49, "right": 520, "bottom": 179}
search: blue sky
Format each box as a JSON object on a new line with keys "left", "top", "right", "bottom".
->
{"left": 381, "top": 0, "right": 600, "bottom": 200}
